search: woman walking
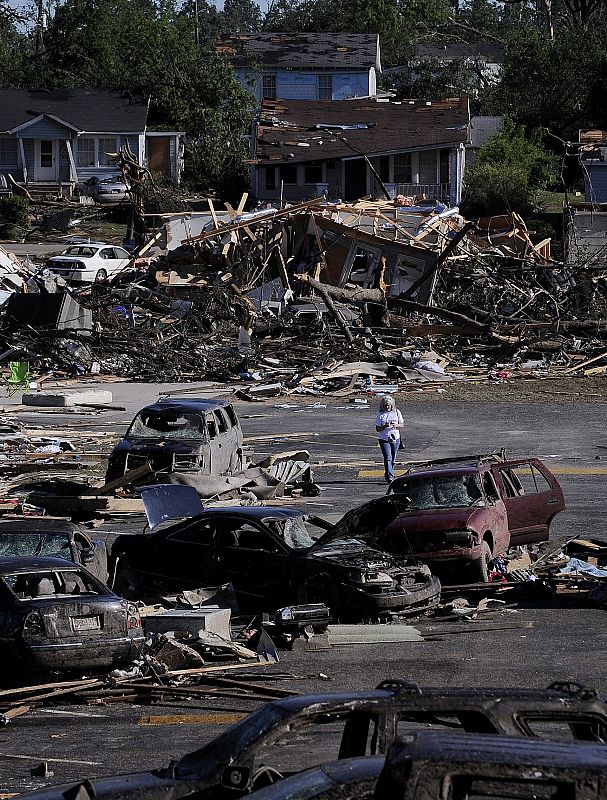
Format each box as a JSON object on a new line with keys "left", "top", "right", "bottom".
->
{"left": 375, "top": 395, "right": 404, "bottom": 483}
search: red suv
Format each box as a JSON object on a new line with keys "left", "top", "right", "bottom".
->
{"left": 386, "top": 453, "right": 565, "bottom": 582}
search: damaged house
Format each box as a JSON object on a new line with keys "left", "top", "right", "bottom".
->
{"left": 251, "top": 97, "right": 470, "bottom": 204}
{"left": 217, "top": 32, "right": 381, "bottom": 103}
{"left": 0, "top": 89, "right": 184, "bottom": 194}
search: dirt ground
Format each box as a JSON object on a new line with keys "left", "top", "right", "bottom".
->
{"left": 393, "top": 375, "right": 607, "bottom": 403}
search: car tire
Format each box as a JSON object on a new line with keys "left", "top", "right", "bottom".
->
{"left": 297, "top": 575, "right": 340, "bottom": 617}
{"left": 470, "top": 540, "right": 492, "bottom": 583}
{"left": 95, "top": 268, "right": 108, "bottom": 283}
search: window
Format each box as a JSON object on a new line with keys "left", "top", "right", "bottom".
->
{"left": 4, "top": 570, "right": 101, "bottom": 599}
{"left": 168, "top": 521, "right": 213, "bottom": 545}
{"left": 207, "top": 414, "right": 218, "bottom": 439}
{"left": 393, "top": 153, "right": 412, "bottom": 184}
{"left": 77, "top": 137, "right": 95, "bottom": 167}
{"left": 0, "top": 138, "right": 18, "bottom": 167}
{"left": 304, "top": 161, "right": 323, "bottom": 184}
{"left": 214, "top": 410, "right": 228, "bottom": 434}
{"left": 440, "top": 148, "right": 450, "bottom": 185}
{"left": 279, "top": 165, "right": 297, "bottom": 185}
{"left": 265, "top": 166, "right": 276, "bottom": 190}
{"left": 500, "top": 464, "right": 551, "bottom": 496}
{"left": 418, "top": 150, "right": 437, "bottom": 184}
{"left": 98, "top": 137, "right": 118, "bottom": 167}
{"left": 99, "top": 248, "right": 115, "bottom": 260}
{"left": 225, "top": 405, "right": 238, "bottom": 427}
{"left": 113, "top": 248, "right": 130, "bottom": 259}
{"left": 318, "top": 75, "right": 333, "bottom": 100}
{"left": 0, "top": 532, "right": 70, "bottom": 559}
{"left": 449, "top": 775, "right": 575, "bottom": 800}
{"left": 262, "top": 74, "right": 277, "bottom": 100}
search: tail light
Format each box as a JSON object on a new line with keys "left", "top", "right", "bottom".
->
{"left": 23, "top": 610, "right": 44, "bottom": 637}
{"left": 127, "top": 603, "right": 141, "bottom": 631}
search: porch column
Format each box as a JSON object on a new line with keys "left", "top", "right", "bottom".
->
{"left": 65, "top": 139, "right": 78, "bottom": 184}
{"left": 18, "top": 138, "right": 27, "bottom": 183}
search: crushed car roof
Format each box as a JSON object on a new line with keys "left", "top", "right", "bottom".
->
{"left": 0, "top": 555, "right": 83, "bottom": 573}
{"left": 136, "top": 398, "right": 231, "bottom": 414}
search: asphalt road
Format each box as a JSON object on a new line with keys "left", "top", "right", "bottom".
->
{"left": 2, "top": 385, "right": 607, "bottom": 794}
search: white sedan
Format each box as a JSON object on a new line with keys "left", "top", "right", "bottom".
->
{"left": 46, "top": 243, "right": 132, "bottom": 283}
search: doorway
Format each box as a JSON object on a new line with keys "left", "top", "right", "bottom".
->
{"left": 344, "top": 158, "right": 367, "bottom": 201}
{"left": 35, "top": 139, "right": 59, "bottom": 181}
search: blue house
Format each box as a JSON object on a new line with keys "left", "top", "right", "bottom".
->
{"left": 217, "top": 33, "right": 381, "bottom": 102}
{"left": 0, "top": 89, "right": 184, "bottom": 193}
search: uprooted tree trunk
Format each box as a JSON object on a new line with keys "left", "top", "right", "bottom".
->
{"left": 297, "top": 268, "right": 355, "bottom": 345}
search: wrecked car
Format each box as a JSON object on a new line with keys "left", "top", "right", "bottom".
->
{"left": 386, "top": 453, "right": 565, "bottom": 581}
{"left": 18, "top": 681, "right": 607, "bottom": 800}
{"left": 105, "top": 398, "right": 244, "bottom": 483}
{"left": 376, "top": 731, "right": 607, "bottom": 800}
{"left": 0, "top": 517, "right": 108, "bottom": 582}
{"left": 46, "top": 242, "right": 132, "bottom": 283}
{"left": 0, "top": 556, "right": 143, "bottom": 675}
{"left": 110, "top": 505, "right": 441, "bottom": 619}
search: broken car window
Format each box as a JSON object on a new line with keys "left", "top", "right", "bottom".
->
{"left": 392, "top": 475, "right": 484, "bottom": 510}
{"left": 269, "top": 516, "right": 320, "bottom": 550}
{"left": 128, "top": 411, "right": 205, "bottom": 440}
{"left": 0, "top": 532, "right": 71, "bottom": 559}
{"left": 449, "top": 775, "right": 574, "bottom": 800}
{"left": 4, "top": 569, "right": 103, "bottom": 600}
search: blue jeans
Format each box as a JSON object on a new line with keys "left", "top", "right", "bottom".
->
{"left": 379, "top": 437, "right": 400, "bottom": 482}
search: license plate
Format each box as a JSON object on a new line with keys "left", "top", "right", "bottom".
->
{"left": 72, "top": 616, "right": 101, "bottom": 631}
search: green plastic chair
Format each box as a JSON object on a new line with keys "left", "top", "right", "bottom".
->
{"left": 5, "top": 361, "right": 30, "bottom": 397}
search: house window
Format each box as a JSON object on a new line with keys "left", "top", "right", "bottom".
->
{"left": 418, "top": 150, "right": 437, "bottom": 184}
{"left": 98, "top": 137, "right": 118, "bottom": 167}
{"left": 262, "top": 75, "right": 277, "bottom": 100}
{"left": 304, "top": 161, "right": 323, "bottom": 184}
{"left": 265, "top": 166, "right": 276, "bottom": 190}
{"left": 440, "top": 148, "right": 450, "bottom": 185}
{"left": 318, "top": 75, "right": 333, "bottom": 100}
{"left": 0, "top": 138, "right": 18, "bottom": 167}
{"left": 279, "top": 165, "right": 297, "bottom": 185}
{"left": 77, "top": 137, "right": 95, "bottom": 167}
{"left": 393, "top": 153, "right": 412, "bottom": 184}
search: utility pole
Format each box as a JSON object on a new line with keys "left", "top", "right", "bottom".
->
{"left": 34, "top": 0, "right": 44, "bottom": 54}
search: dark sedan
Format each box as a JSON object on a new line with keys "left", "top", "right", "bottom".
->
{"left": 0, "top": 556, "right": 143, "bottom": 676}
{"left": 111, "top": 505, "right": 441, "bottom": 619}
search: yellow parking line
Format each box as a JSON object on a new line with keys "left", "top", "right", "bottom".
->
{"left": 358, "top": 466, "right": 607, "bottom": 478}
{"left": 139, "top": 713, "right": 246, "bottom": 726}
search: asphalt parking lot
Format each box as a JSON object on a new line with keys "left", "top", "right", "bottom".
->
{"left": 2, "top": 384, "right": 607, "bottom": 794}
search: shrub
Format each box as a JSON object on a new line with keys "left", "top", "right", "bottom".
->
{"left": 0, "top": 195, "right": 29, "bottom": 237}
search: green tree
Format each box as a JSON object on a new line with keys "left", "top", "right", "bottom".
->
{"left": 461, "top": 120, "right": 558, "bottom": 216}
{"left": 31, "top": 0, "right": 253, "bottom": 198}
{"left": 222, "top": 0, "right": 262, "bottom": 32}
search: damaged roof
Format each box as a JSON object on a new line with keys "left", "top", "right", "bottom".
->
{"left": 217, "top": 33, "right": 381, "bottom": 72}
{"left": 254, "top": 97, "right": 470, "bottom": 165}
{"left": 0, "top": 90, "right": 149, "bottom": 134}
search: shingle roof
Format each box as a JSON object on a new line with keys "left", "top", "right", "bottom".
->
{"left": 217, "top": 33, "right": 381, "bottom": 71}
{"left": 0, "top": 90, "right": 149, "bottom": 133}
{"left": 254, "top": 97, "right": 470, "bottom": 164}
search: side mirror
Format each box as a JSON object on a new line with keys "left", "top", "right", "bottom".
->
{"left": 221, "top": 766, "right": 251, "bottom": 790}
{"left": 82, "top": 545, "right": 96, "bottom": 563}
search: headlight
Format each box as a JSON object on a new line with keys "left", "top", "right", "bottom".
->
{"left": 443, "top": 530, "right": 475, "bottom": 542}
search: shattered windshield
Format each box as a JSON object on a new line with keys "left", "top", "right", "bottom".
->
{"left": 269, "top": 516, "right": 322, "bottom": 550}
{"left": 0, "top": 532, "right": 71, "bottom": 559}
{"left": 391, "top": 474, "right": 484, "bottom": 510}
{"left": 128, "top": 411, "right": 205, "bottom": 440}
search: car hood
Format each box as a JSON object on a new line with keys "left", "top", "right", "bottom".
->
{"left": 113, "top": 438, "right": 204, "bottom": 455}
{"left": 386, "top": 506, "right": 484, "bottom": 534}
{"left": 309, "top": 495, "right": 414, "bottom": 553}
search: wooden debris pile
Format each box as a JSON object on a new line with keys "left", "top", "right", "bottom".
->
{"left": 4, "top": 196, "right": 607, "bottom": 389}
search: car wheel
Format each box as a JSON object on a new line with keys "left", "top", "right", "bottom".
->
{"left": 95, "top": 268, "right": 108, "bottom": 283}
{"left": 297, "top": 575, "right": 340, "bottom": 617}
{"left": 470, "top": 540, "right": 492, "bottom": 583}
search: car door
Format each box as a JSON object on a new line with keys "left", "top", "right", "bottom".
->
{"left": 146, "top": 517, "right": 216, "bottom": 586}
{"left": 212, "top": 516, "right": 289, "bottom": 606}
{"left": 491, "top": 458, "right": 565, "bottom": 546}
{"left": 98, "top": 247, "right": 127, "bottom": 280}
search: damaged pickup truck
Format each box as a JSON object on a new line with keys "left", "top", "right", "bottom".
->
{"left": 105, "top": 398, "right": 244, "bottom": 483}
{"left": 386, "top": 453, "right": 565, "bottom": 582}
{"left": 111, "top": 501, "right": 441, "bottom": 619}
